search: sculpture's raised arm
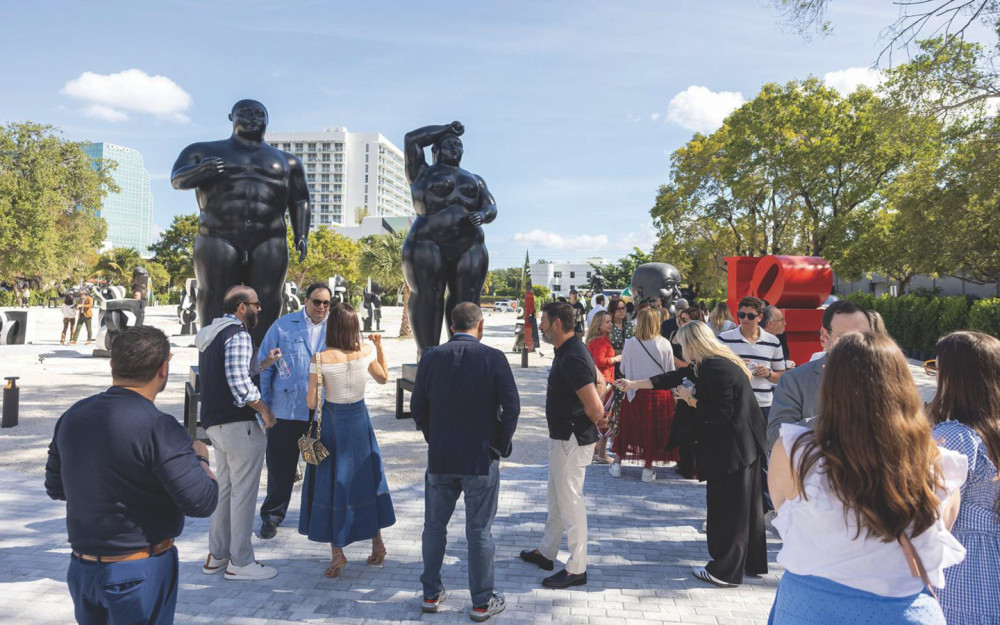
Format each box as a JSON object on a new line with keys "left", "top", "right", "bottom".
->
{"left": 404, "top": 121, "right": 464, "bottom": 183}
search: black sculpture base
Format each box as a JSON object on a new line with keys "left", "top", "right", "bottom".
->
{"left": 395, "top": 363, "right": 418, "bottom": 420}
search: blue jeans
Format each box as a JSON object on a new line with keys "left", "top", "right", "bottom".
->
{"left": 67, "top": 547, "right": 178, "bottom": 625}
{"left": 420, "top": 460, "right": 500, "bottom": 606}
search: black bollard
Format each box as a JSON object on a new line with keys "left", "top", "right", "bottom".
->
{"left": 521, "top": 347, "right": 529, "bottom": 368}
{"left": 2, "top": 377, "right": 19, "bottom": 428}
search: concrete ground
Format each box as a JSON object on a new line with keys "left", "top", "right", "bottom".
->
{"left": 0, "top": 304, "right": 939, "bottom": 624}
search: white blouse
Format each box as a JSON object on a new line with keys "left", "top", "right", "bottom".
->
{"left": 61, "top": 304, "right": 77, "bottom": 319}
{"left": 620, "top": 336, "right": 676, "bottom": 402}
{"left": 773, "top": 424, "right": 968, "bottom": 597}
{"left": 309, "top": 343, "right": 376, "bottom": 404}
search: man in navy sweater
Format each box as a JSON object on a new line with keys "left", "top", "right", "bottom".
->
{"left": 411, "top": 302, "right": 520, "bottom": 622}
{"left": 46, "top": 326, "right": 219, "bottom": 625}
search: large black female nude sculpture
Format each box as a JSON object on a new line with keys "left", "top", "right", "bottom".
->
{"left": 402, "top": 121, "right": 497, "bottom": 354}
{"left": 171, "top": 99, "right": 310, "bottom": 345}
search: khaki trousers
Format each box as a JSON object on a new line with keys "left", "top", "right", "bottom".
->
{"left": 539, "top": 436, "right": 595, "bottom": 575}
{"left": 206, "top": 420, "right": 266, "bottom": 567}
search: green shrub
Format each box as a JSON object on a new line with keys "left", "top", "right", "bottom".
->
{"left": 937, "top": 297, "right": 971, "bottom": 346}
{"left": 969, "top": 298, "right": 1000, "bottom": 339}
{"left": 0, "top": 289, "right": 15, "bottom": 307}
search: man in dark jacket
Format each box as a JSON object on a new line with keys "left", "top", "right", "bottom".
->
{"left": 411, "top": 302, "right": 520, "bottom": 622}
{"left": 46, "top": 326, "right": 219, "bottom": 624}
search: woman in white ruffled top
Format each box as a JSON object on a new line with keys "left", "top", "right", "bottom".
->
{"left": 767, "top": 331, "right": 966, "bottom": 625}
{"left": 300, "top": 302, "right": 395, "bottom": 579}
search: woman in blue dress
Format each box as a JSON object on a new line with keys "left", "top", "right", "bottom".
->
{"left": 929, "top": 331, "right": 1000, "bottom": 625}
{"left": 301, "top": 302, "right": 395, "bottom": 578}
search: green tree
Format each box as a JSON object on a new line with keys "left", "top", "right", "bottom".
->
{"left": 93, "top": 247, "right": 144, "bottom": 286}
{"left": 360, "top": 231, "right": 411, "bottom": 337}
{"left": 594, "top": 248, "right": 653, "bottom": 289}
{"left": 286, "top": 226, "right": 361, "bottom": 288}
{"left": 142, "top": 261, "right": 172, "bottom": 298}
{"left": 148, "top": 213, "right": 198, "bottom": 288}
{"left": 354, "top": 206, "right": 369, "bottom": 226}
{"left": 0, "top": 122, "right": 115, "bottom": 284}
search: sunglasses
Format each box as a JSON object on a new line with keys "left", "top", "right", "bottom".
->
{"left": 737, "top": 312, "right": 758, "bottom": 320}
{"left": 310, "top": 299, "right": 332, "bottom": 307}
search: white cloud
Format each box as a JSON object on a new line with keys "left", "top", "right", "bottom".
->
{"left": 650, "top": 113, "right": 660, "bottom": 121}
{"left": 621, "top": 221, "right": 659, "bottom": 250}
{"left": 514, "top": 229, "right": 609, "bottom": 250}
{"left": 62, "top": 69, "right": 192, "bottom": 123}
{"left": 666, "top": 85, "right": 745, "bottom": 133}
{"left": 823, "top": 67, "right": 884, "bottom": 94}
{"left": 83, "top": 104, "right": 129, "bottom": 122}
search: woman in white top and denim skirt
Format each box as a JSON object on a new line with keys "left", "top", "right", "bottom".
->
{"left": 301, "top": 302, "right": 395, "bottom": 578}
{"left": 767, "top": 332, "right": 966, "bottom": 624}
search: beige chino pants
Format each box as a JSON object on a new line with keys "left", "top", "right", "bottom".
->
{"left": 539, "top": 436, "right": 595, "bottom": 575}
{"left": 206, "top": 420, "right": 266, "bottom": 567}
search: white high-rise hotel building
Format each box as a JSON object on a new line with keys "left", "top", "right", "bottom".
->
{"left": 266, "top": 127, "right": 414, "bottom": 227}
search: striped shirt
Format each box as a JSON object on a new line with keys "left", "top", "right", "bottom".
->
{"left": 718, "top": 327, "right": 786, "bottom": 407}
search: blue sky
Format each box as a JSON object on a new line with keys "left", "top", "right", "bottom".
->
{"left": 0, "top": 0, "right": 939, "bottom": 269}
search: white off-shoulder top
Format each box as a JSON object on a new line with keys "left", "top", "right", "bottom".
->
{"left": 773, "top": 423, "right": 968, "bottom": 597}
{"left": 309, "top": 342, "right": 376, "bottom": 404}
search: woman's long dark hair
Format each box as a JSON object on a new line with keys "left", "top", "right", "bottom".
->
{"left": 928, "top": 331, "right": 1000, "bottom": 513}
{"left": 325, "top": 302, "right": 361, "bottom": 351}
{"left": 791, "top": 332, "right": 944, "bottom": 542}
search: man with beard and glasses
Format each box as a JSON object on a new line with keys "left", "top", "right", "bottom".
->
{"left": 196, "top": 285, "right": 281, "bottom": 581}
{"left": 46, "top": 326, "right": 218, "bottom": 624}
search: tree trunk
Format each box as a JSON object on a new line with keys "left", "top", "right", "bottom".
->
{"left": 399, "top": 283, "right": 412, "bottom": 338}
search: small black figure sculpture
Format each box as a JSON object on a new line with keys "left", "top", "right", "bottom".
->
{"left": 589, "top": 269, "right": 606, "bottom": 295}
{"left": 170, "top": 99, "right": 310, "bottom": 345}
{"left": 363, "top": 280, "right": 384, "bottom": 332}
{"left": 402, "top": 121, "right": 497, "bottom": 354}
{"left": 630, "top": 263, "right": 683, "bottom": 313}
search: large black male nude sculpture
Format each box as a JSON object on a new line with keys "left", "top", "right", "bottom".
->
{"left": 171, "top": 99, "right": 310, "bottom": 345}
{"left": 402, "top": 121, "right": 497, "bottom": 354}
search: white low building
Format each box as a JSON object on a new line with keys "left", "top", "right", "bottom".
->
{"left": 533, "top": 257, "right": 612, "bottom": 297}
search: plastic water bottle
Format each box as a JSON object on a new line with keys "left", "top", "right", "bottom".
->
{"left": 276, "top": 357, "right": 291, "bottom": 379}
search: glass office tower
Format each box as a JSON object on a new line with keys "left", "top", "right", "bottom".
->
{"left": 83, "top": 142, "right": 154, "bottom": 256}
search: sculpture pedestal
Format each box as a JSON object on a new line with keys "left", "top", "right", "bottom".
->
{"left": 395, "top": 363, "right": 417, "bottom": 420}
{"left": 0, "top": 310, "right": 33, "bottom": 345}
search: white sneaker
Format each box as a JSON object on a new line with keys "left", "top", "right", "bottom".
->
{"left": 202, "top": 554, "right": 229, "bottom": 575}
{"left": 608, "top": 461, "right": 622, "bottom": 478}
{"left": 641, "top": 468, "right": 656, "bottom": 482}
{"left": 225, "top": 561, "right": 277, "bottom": 581}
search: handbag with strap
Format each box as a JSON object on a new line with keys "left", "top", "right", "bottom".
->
{"left": 898, "top": 533, "right": 939, "bottom": 601}
{"left": 297, "top": 353, "right": 330, "bottom": 466}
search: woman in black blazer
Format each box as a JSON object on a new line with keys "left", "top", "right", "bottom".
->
{"left": 616, "top": 320, "right": 768, "bottom": 588}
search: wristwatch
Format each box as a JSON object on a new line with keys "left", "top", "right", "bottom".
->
{"left": 196, "top": 455, "right": 210, "bottom": 466}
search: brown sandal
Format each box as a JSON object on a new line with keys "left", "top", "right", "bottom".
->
{"left": 325, "top": 554, "right": 347, "bottom": 578}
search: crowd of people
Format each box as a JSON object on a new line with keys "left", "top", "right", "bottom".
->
{"left": 42, "top": 287, "right": 998, "bottom": 624}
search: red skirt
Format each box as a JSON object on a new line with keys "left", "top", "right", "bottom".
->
{"left": 615, "top": 388, "right": 679, "bottom": 464}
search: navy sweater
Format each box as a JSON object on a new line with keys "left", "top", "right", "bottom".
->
{"left": 45, "top": 387, "right": 218, "bottom": 555}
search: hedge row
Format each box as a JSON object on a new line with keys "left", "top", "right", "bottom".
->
{"left": 843, "top": 292, "right": 1000, "bottom": 356}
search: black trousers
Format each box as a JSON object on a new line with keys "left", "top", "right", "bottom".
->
{"left": 260, "top": 418, "right": 310, "bottom": 523}
{"left": 704, "top": 458, "right": 768, "bottom": 584}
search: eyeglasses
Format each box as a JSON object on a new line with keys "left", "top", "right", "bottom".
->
{"left": 310, "top": 299, "right": 332, "bottom": 307}
{"left": 243, "top": 301, "right": 262, "bottom": 310}
{"left": 737, "top": 312, "right": 759, "bottom": 320}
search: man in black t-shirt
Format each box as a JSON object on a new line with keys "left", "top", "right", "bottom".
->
{"left": 569, "top": 290, "right": 585, "bottom": 336}
{"left": 520, "top": 302, "right": 608, "bottom": 589}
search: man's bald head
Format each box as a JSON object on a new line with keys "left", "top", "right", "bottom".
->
{"left": 451, "top": 302, "right": 484, "bottom": 333}
{"left": 223, "top": 285, "right": 255, "bottom": 313}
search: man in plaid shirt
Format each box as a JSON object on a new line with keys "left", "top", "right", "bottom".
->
{"left": 195, "top": 285, "right": 281, "bottom": 581}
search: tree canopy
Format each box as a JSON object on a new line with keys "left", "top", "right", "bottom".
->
{"left": 148, "top": 213, "right": 198, "bottom": 288}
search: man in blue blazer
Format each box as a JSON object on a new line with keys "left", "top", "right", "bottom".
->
{"left": 412, "top": 302, "right": 520, "bottom": 622}
{"left": 257, "top": 283, "right": 330, "bottom": 539}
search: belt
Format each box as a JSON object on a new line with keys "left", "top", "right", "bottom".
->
{"left": 72, "top": 538, "right": 174, "bottom": 563}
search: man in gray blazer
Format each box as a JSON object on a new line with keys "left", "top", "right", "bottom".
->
{"left": 767, "top": 300, "right": 871, "bottom": 449}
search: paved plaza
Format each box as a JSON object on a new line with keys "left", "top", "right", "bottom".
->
{"left": 0, "top": 305, "right": 938, "bottom": 624}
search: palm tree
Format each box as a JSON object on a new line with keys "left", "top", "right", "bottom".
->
{"left": 93, "top": 247, "right": 143, "bottom": 286}
{"left": 360, "top": 231, "right": 411, "bottom": 338}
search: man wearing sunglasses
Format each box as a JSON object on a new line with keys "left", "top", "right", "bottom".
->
{"left": 256, "top": 283, "right": 332, "bottom": 540}
{"left": 718, "top": 296, "right": 786, "bottom": 419}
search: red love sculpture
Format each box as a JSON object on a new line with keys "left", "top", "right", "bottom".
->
{"left": 725, "top": 255, "right": 832, "bottom": 366}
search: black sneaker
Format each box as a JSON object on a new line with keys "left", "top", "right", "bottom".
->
{"left": 519, "top": 549, "right": 554, "bottom": 571}
{"left": 259, "top": 520, "right": 278, "bottom": 539}
{"left": 469, "top": 591, "right": 505, "bottom": 622}
{"left": 422, "top": 588, "right": 446, "bottom": 613}
{"left": 542, "top": 569, "right": 587, "bottom": 589}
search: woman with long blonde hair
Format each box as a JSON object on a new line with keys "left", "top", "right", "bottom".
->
{"left": 708, "top": 302, "right": 735, "bottom": 336}
{"left": 616, "top": 320, "right": 767, "bottom": 587}
{"left": 614, "top": 308, "right": 678, "bottom": 482}
{"left": 585, "top": 310, "right": 616, "bottom": 464}
{"left": 928, "top": 331, "right": 1000, "bottom": 624}
{"left": 766, "top": 332, "right": 966, "bottom": 624}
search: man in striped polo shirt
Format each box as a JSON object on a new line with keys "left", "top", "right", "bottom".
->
{"left": 717, "top": 296, "right": 785, "bottom": 417}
